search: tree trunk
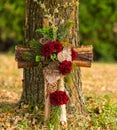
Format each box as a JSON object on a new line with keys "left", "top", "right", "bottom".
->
{"left": 21, "top": 0, "right": 85, "bottom": 113}
{"left": 21, "top": 0, "right": 44, "bottom": 108}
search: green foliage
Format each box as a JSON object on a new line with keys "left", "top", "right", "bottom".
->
{"left": 29, "top": 19, "right": 74, "bottom": 67}
{"left": 1, "top": 105, "right": 14, "bottom": 113}
{"left": 36, "top": 27, "right": 53, "bottom": 39}
{"left": 22, "top": 52, "right": 36, "bottom": 62}
{"left": 22, "top": 39, "right": 42, "bottom": 63}
{"left": 79, "top": 0, "right": 117, "bottom": 61}
{"left": 47, "top": 106, "right": 61, "bottom": 130}
{"left": 36, "top": 20, "right": 74, "bottom": 41}
{"left": 50, "top": 53, "right": 58, "bottom": 61}
{"left": 64, "top": 73, "right": 73, "bottom": 86}
{"left": 86, "top": 95, "right": 117, "bottom": 129}
{"left": 94, "top": 41, "right": 115, "bottom": 61}
{"left": 16, "top": 119, "right": 29, "bottom": 130}
{"left": 29, "top": 39, "right": 42, "bottom": 52}
{"left": 0, "top": 0, "right": 24, "bottom": 42}
{"left": 35, "top": 55, "right": 41, "bottom": 62}
{"left": 57, "top": 20, "right": 74, "bottom": 41}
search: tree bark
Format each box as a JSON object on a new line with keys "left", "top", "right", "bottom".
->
{"left": 21, "top": 0, "right": 85, "bottom": 113}
{"left": 21, "top": 0, "right": 44, "bottom": 108}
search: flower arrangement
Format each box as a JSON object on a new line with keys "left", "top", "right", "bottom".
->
{"left": 33, "top": 19, "right": 78, "bottom": 127}
{"left": 35, "top": 22, "right": 78, "bottom": 125}
{"left": 39, "top": 40, "right": 78, "bottom": 75}
{"left": 42, "top": 41, "right": 63, "bottom": 56}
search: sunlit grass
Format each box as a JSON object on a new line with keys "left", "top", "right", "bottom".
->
{"left": 0, "top": 53, "right": 22, "bottom": 103}
{"left": 81, "top": 63, "right": 117, "bottom": 103}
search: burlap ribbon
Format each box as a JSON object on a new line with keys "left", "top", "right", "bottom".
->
{"left": 43, "top": 62, "right": 61, "bottom": 120}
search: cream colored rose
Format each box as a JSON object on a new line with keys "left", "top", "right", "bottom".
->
{"left": 57, "top": 47, "right": 72, "bottom": 62}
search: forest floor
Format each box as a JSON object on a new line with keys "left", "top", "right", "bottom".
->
{"left": 0, "top": 53, "right": 117, "bottom": 130}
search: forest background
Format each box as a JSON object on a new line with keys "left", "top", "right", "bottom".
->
{"left": 0, "top": 0, "right": 117, "bottom": 62}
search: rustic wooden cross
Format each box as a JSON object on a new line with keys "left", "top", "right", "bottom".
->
{"left": 15, "top": 45, "right": 93, "bottom": 68}
{"left": 15, "top": 44, "right": 93, "bottom": 125}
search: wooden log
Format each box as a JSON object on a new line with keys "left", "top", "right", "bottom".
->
{"left": 18, "top": 62, "right": 38, "bottom": 68}
{"left": 15, "top": 46, "right": 39, "bottom": 68}
{"left": 73, "top": 60, "right": 92, "bottom": 67}
{"left": 77, "top": 53, "right": 93, "bottom": 61}
{"left": 74, "top": 45, "right": 93, "bottom": 53}
{"left": 15, "top": 46, "right": 35, "bottom": 62}
{"left": 74, "top": 45, "right": 93, "bottom": 65}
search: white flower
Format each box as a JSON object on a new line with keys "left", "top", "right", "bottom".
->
{"left": 57, "top": 47, "right": 72, "bottom": 62}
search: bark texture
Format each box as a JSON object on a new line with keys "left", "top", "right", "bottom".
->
{"left": 22, "top": 0, "right": 85, "bottom": 113}
{"left": 21, "top": 0, "right": 44, "bottom": 108}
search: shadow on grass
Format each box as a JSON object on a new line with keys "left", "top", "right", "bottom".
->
{"left": 0, "top": 102, "right": 20, "bottom": 113}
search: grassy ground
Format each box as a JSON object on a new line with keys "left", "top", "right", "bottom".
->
{"left": 0, "top": 53, "right": 117, "bottom": 130}
{"left": 81, "top": 63, "right": 117, "bottom": 103}
{"left": 0, "top": 53, "right": 22, "bottom": 104}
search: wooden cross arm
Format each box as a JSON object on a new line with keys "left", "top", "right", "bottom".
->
{"left": 15, "top": 45, "right": 93, "bottom": 68}
{"left": 15, "top": 46, "right": 38, "bottom": 68}
{"left": 73, "top": 45, "right": 93, "bottom": 67}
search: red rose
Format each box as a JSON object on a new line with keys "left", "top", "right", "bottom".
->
{"left": 59, "top": 60, "right": 72, "bottom": 75}
{"left": 71, "top": 48, "right": 78, "bottom": 61}
{"left": 41, "top": 43, "right": 54, "bottom": 56}
{"left": 51, "top": 41, "right": 63, "bottom": 53}
{"left": 50, "top": 90, "right": 69, "bottom": 106}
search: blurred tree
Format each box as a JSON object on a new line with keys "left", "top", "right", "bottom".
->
{"left": 0, "top": 0, "right": 24, "bottom": 51}
{"left": 79, "top": 0, "right": 117, "bottom": 61}
{"left": 1, "top": 0, "right": 117, "bottom": 58}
